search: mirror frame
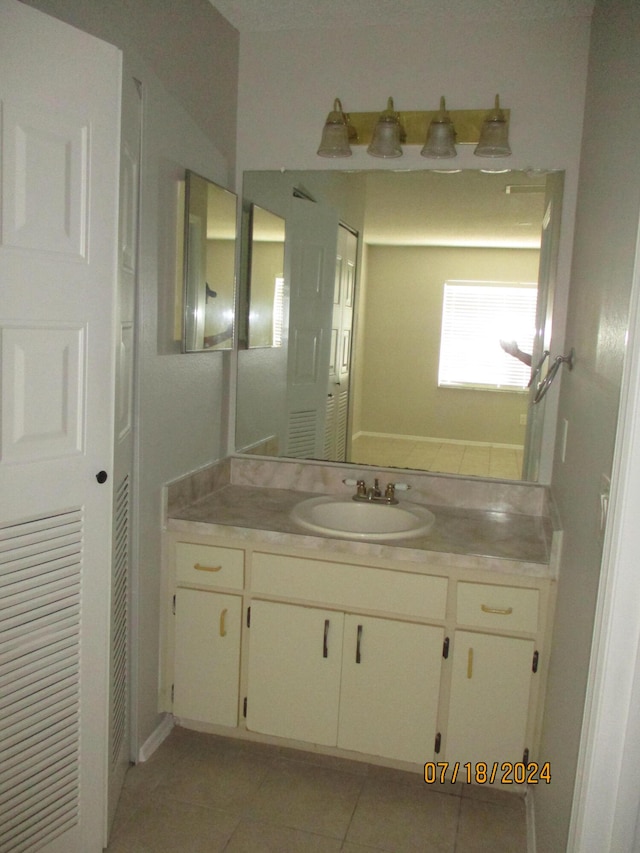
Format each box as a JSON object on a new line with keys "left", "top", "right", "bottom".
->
{"left": 182, "top": 169, "right": 237, "bottom": 353}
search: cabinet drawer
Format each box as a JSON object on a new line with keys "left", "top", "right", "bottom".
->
{"left": 175, "top": 542, "right": 244, "bottom": 589}
{"left": 252, "top": 552, "right": 447, "bottom": 619}
{"left": 457, "top": 582, "right": 538, "bottom": 633}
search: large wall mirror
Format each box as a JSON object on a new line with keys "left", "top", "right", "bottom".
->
{"left": 183, "top": 170, "right": 237, "bottom": 352}
{"left": 236, "top": 169, "right": 564, "bottom": 482}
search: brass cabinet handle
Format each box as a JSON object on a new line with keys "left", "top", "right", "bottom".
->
{"left": 193, "top": 562, "right": 222, "bottom": 572}
{"left": 356, "top": 624, "right": 363, "bottom": 664}
{"left": 467, "top": 647, "right": 474, "bottom": 679}
{"left": 323, "top": 619, "right": 329, "bottom": 658}
{"left": 481, "top": 604, "right": 513, "bottom": 616}
{"left": 219, "top": 608, "right": 228, "bottom": 637}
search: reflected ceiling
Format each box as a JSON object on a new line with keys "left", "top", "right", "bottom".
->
{"left": 211, "top": 0, "right": 594, "bottom": 32}
{"left": 358, "top": 170, "right": 547, "bottom": 249}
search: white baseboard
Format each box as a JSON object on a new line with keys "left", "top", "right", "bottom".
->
{"left": 352, "top": 430, "right": 523, "bottom": 451}
{"left": 137, "top": 713, "right": 174, "bottom": 763}
{"left": 526, "top": 787, "right": 537, "bottom": 853}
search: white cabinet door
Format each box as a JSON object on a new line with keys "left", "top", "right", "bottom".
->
{"left": 173, "top": 589, "right": 242, "bottom": 727}
{"left": 246, "top": 600, "right": 344, "bottom": 745}
{"left": 338, "top": 615, "right": 444, "bottom": 764}
{"left": 446, "top": 631, "right": 535, "bottom": 767}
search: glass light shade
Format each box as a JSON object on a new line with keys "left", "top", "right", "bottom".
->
{"left": 421, "top": 98, "right": 457, "bottom": 158}
{"left": 367, "top": 97, "right": 403, "bottom": 158}
{"left": 317, "top": 99, "right": 352, "bottom": 158}
{"left": 474, "top": 95, "right": 511, "bottom": 157}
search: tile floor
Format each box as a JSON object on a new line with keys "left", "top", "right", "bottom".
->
{"left": 106, "top": 727, "right": 528, "bottom": 852}
{"left": 350, "top": 436, "right": 524, "bottom": 481}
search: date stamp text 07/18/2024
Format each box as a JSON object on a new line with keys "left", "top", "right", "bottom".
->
{"left": 424, "top": 762, "right": 552, "bottom": 785}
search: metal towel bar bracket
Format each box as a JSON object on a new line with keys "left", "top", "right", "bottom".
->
{"left": 528, "top": 350, "right": 550, "bottom": 388}
{"left": 533, "top": 348, "right": 575, "bottom": 404}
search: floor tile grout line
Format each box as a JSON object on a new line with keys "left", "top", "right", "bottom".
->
{"left": 451, "top": 791, "right": 464, "bottom": 853}
{"left": 339, "top": 768, "right": 368, "bottom": 847}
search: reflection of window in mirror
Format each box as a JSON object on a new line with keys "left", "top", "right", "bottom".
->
{"left": 272, "top": 276, "right": 285, "bottom": 347}
{"left": 438, "top": 281, "right": 537, "bottom": 390}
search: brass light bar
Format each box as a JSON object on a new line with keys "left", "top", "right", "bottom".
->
{"left": 344, "top": 107, "right": 510, "bottom": 146}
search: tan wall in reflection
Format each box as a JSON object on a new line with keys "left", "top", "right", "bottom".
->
{"left": 356, "top": 245, "right": 540, "bottom": 446}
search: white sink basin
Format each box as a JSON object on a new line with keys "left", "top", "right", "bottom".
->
{"left": 290, "top": 496, "right": 435, "bottom": 541}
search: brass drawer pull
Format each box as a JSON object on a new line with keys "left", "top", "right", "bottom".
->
{"left": 467, "top": 647, "right": 474, "bottom": 679}
{"left": 481, "top": 604, "right": 513, "bottom": 616}
{"left": 219, "top": 608, "right": 228, "bottom": 637}
{"left": 193, "top": 562, "right": 222, "bottom": 572}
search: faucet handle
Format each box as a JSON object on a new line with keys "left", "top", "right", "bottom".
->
{"left": 342, "top": 477, "right": 367, "bottom": 497}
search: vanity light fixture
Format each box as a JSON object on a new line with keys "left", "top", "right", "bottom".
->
{"left": 315, "top": 95, "right": 510, "bottom": 159}
{"left": 474, "top": 95, "right": 512, "bottom": 158}
{"left": 317, "top": 98, "right": 356, "bottom": 158}
{"left": 367, "top": 97, "right": 404, "bottom": 158}
{"left": 420, "top": 96, "right": 457, "bottom": 159}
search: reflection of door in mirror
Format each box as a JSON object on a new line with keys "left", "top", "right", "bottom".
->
{"left": 284, "top": 198, "right": 338, "bottom": 458}
{"left": 325, "top": 225, "right": 358, "bottom": 462}
{"left": 183, "top": 170, "right": 237, "bottom": 352}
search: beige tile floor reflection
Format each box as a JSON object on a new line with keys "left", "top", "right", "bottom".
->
{"left": 106, "top": 728, "right": 527, "bottom": 852}
{"left": 351, "top": 436, "right": 524, "bottom": 481}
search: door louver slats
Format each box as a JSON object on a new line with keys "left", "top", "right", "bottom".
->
{"left": 0, "top": 509, "right": 82, "bottom": 853}
{"left": 286, "top": 410, "right": 317, "bottom": 457}
{"left": 111, "top": 476, "right": 129, "bottom": 766}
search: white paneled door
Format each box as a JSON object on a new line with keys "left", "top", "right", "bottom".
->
{"left": 0, "top": 2, "right": 122, "bottom": 852}
{"left": 284, "top": 198, "right": 338, "bottom": 459}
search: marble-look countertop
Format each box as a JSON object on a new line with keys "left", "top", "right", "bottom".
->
{"left": 166, "top": 484, "right": 558, "bottom": 578}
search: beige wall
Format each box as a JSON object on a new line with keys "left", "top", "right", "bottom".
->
{"left": 536, "top": 3, "right": 640, "bottom": 849}
{"left": 356, "top": 245, "right": 540, "bottom": 445}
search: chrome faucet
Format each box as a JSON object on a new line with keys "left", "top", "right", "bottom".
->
{"left": 344, "top": 478, "right": 407, "bottom": 505}
{"left": 366, "top": 478, "right": 382, "bottom": 500}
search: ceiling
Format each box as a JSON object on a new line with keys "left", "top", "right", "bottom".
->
{"left": 210, "top": 0, "right": 594, "bottom": 32}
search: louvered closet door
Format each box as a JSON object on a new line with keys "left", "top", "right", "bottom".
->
{"left": 107, "top": 72, "right": 141, "bottom": 835}
{"left": 0, "top": 3, "right": 122, "bottom": 851}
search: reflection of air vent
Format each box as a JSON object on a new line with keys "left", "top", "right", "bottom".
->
{"left": 505, "top": 184, "right": 546, "bottom": 194}
{"left": 287, "top": 409, "right": 317, "bottom": 456}
{"left": 292, "top": 186, "right": 316, "bottom": 202}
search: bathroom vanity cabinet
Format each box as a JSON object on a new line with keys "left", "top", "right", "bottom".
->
{"left": 162, "top": 521, "right": 556, "bottom": 773}
{"left": 171, "top": 543, "right": 243, "bottom": 726}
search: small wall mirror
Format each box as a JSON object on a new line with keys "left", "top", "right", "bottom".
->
{"left": 245, "top": 204, "right": 286, "bottom": 348}
{"left": 183, "top": 170, "right": 237, "bottom": 352}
